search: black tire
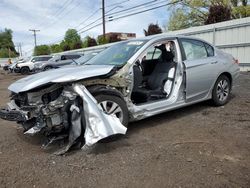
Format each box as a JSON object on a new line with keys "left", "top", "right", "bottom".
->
{"left": 44, "top": 66, "right": 53, "bottom": 71}
{"left": 20, "top": 67, "right": 30, "bottom": 75}
{"left": 94, "top": 94, "right": 129, "bottom": 127}
{"left": 211, "top": 75, "right": 231, "bottom": 106}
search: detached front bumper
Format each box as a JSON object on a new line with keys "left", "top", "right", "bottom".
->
{"left": 0, "top": 101, "right": 29, "bottom": 122}
{"left": 0, "top": 108, "right": 27, "bottom": 121}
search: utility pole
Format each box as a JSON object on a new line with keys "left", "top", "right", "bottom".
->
{"left": 19, "top": 43, "right": 22, "bottom": 57}
{"left": 17, "top": 43, "right": 23, "bottom": 57}
{"left": 29, "top": 29, "right": 40, "bottom": 47}
{"left": 102, "top": 0, "right": 106, "bottom": 37}
{"left": 8, "top": 47, "right": 11, "bottom": 58}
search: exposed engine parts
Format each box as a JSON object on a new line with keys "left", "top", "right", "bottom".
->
{"left": 1, "top": 84, "right": 127, "bottom": 154}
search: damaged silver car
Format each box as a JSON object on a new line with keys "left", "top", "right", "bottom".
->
{"left": 0, "top": 35, "right": 240, "bottom": 153}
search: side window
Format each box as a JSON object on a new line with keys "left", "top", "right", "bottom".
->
{"left": 64, "top": 55, "right": 79, "bottom": 59}
{"left": 72, "top": 55, "right": 81, "bottom": 59}
{"left": 41, "top": 57, "right": 51, "bottom": 61}
{"left": 181, "top": 39, "right": 207, "bottom": 60}
{"left": 32, "top": 57, "right": 40, "bottom": 62}
{"left": 61, "top": 55, "right": 66, "bottom": 60}
{"left": 204, "top": 43, "right": 214, "bottom": 57}
{"left": 144, "top": 46, "right": 162, "bottom": 60}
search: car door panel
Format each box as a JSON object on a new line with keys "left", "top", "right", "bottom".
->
{"left": 180, "top": 39, "right": 218, "bottom": 102}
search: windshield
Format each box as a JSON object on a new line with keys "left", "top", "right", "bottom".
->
{"left": 75, "top": 53, "right": 98, "bottom": 65}
{"left": 86, "top": 40, "right": 147, "bottom": 66}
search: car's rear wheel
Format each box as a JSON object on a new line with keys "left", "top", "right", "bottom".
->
{"left": 94, "top": 94, "right": 129, "bottom": 127}
{"left": 212, "top": 75, "right": 231, "bottom": 106}
{"left": 20, "top": 67, "right": 30, "bottom": 75}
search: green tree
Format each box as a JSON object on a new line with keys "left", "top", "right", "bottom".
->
{"left": 50, "top": 44, "right": 62, "bottom": 53}
{"left": 167, "top": 0, "right": 211, "bottom": 31}
{"left": 231, "top": 0, "right": 250, "bottom": 18}
{"left": 60, "top": 40, "right": 71, "bottom": 51}
{"left": 97, "top": 35, "right": 108, "bottom": 45}
{"left": 167, "top": 9, "right": 192, "bottom": 31}
{"left": 0, "top": 48, "right": 17, "bottom": 58}
{"left": 0, "top": 28, "right": 18, "bottom": 57}
{"left": 233, "top": 5, "right": 250, "bottom": 18}
{"left": 64, "top": 29, "right": 82, "bottom": 50}
{"left": 34, "top": 45, "right": 51, "bottom": 56}
{"left": 143, "top": 23, "right": 162, "bottom": 36}
{"left": 82, "top": 36, "right": 97, "bottom": 48}
{"left": 167, "top": 0, "right": 249, "bottom": 31}
{"left": 205, "top": 4, "right": 232, "bottom": 24}
{"left": 71, "top": 41, "right": 82, "bottom": 49}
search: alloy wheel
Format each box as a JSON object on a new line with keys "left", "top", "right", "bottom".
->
{"left": 216, "top": 79, "right": 229, "bottom": 102}
{"left": 98, "top": 100, "right": 124, "bottom": 123}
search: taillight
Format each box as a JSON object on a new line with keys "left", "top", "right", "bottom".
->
{"left": 233, "top": 58, "right": 239, "bottom": 64}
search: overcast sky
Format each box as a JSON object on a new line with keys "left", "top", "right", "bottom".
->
{"left": 0, "top": 0, "right": 170, "bottom": 55}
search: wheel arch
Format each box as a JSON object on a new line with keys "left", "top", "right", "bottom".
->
{"left": 217, "top": 72, "right": 232, "bottom": 90}
{"left": 43, "top": 65, "right": 53, "bottom": 70}
{"left": 86, "top": 85, "right": 124, "bottom": 99}
{"left": 20, "top": 66, "right": 30, "bottom": 70}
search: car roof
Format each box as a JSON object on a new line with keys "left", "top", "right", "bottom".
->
{"left": 127, "top": 33, "right": 208, "bottom": 44}
{"left": 33, "top": 55, "right": 53, "bottom": 58}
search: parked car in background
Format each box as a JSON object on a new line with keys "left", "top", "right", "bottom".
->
{"left": 55, "top": 51, "right": 103, "bottom": 69}
{"left": 33, "top": 54, "right": 82, "bottom": 72}
{"left": 14, "top": 55, "right": 53, "bottom": 74}
{"left": 2, "top": 59, "right": 13, "bottom": 71}
{"left": 8, "top": 58, "right": 27, "bottom": 72}
{"left": 0, "top": 35, "right": 240, "bottom": 152}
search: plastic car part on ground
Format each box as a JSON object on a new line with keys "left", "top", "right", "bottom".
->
{"left": 24, "top": 84, "right": 127, "bottom": 154}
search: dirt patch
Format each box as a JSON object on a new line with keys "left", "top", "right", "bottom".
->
{"left": 0, "top": 70, "right": 249, "bottom": 187}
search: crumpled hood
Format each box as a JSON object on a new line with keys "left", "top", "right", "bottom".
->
{"left": 9, "top": 65, "right": 115, "bottom": 93}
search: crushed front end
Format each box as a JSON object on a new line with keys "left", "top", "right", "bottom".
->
{"left": 0, "top": 83, "right": 127, "bottom": 154}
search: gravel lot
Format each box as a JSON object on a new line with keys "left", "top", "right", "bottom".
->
{"left": 0, "top": 70, "right": 249, "bottom": 188}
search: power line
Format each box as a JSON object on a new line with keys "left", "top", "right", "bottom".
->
{"left": 46, "top": 0, "right": 179, "bottom": 45}
{"left": 42, "top": 0, "right": 79, "bottom": 29}
{"left": 75, "top": 8, "right": 101, "bottom": 29}
{"left": 75, "top": 0, "right": 130, "bottom": 30}
{"left": 108, "top": 1, "right": 179, "bottom": 21}
{"left": 38, "top": 0, "right": 75, "bottom": 29}
{"left": 54, "top": 0, "right": 74, "bottom": 17}
{"left": 78, "top": 0, "right": 180, "bottom": 34}
{"left": 106, "top": 0, "right": 160, "bottom": 17}
{"left": 106, "top": 0, "right": 130, "bottom": 8}
{"left": 77, "top": 0, "right": 167, "bottom": 33}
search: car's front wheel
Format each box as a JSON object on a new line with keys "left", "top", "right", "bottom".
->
{"left": 212, "top": 75, "right": 231, "bottom": 106}
{"left": 20, "top": 67, "right": 30, "bottom": 75}
{"left": 95, "top": 94, "right": 129, "bottom": 127}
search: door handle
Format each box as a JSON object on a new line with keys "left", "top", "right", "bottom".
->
{"left": 211, "top": 61, "right": 218, "bottom": 64}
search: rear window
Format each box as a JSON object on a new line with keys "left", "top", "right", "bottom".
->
{"left": 204, "top": 43, "right": 214, "bottom": 57}
{"left": 181, "top": 39, "right": 207, "bottom": 60}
